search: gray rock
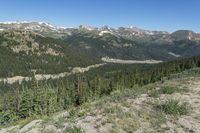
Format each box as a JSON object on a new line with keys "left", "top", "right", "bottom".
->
{"left": 53, "top": 111, "right": 69, "bottom": 120}
{"left": 19, "top": 120, "right": 42, "bottom": 133}
{"left": 44, "top": 125, "right": 57, "bottom": 132}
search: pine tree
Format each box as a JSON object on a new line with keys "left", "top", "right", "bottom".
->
{"left": 19, "top": 88, "right": 33, "bottom": 118}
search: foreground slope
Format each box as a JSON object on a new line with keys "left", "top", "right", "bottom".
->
{"left": 1, "top": 68, "right": 200, "bottom": 133}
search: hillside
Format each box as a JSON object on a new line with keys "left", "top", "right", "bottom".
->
{"left": 0, "top": 30, "right": 99, "bottom": 78}
{"left": 1, "top": 22, "right": 200, "bottom": 79}
{"left": 1, "top": 22, "right": 200, "bottom": 63}
{"left": 63, "top": 29, "right": 200, "bottom": 61}
{"left": 1, "top": 67, "right": 200, "bottom": 133}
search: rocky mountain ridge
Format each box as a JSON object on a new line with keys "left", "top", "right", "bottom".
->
{"left": 1, "top": 21, "right": 200, "bottom": 42}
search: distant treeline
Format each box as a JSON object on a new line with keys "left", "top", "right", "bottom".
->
{"left": 1, "top": 55, "right": 200, "bottom": 125}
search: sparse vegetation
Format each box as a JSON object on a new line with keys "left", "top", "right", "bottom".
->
{"left": 53, "top": 117, "right": 65, "bottom": 129}
{"left": 157, "top": 99, "right": 188, "bottom": 115}
{"left": 159, "top": 86, "right": 177, "bottom": 94}
{"left": 64, "top": 127, "right": 84, "bottom": 133}
{"left": 149, "top": 86, "right": 188, "bottom": 97}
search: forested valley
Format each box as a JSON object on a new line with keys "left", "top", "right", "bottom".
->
{"left": 1, "top": 55, "right": 200, "bottom": 126}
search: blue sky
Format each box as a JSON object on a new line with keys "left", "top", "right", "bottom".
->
{"left": 0, "top": 0, "right": 200, "bottom": 32}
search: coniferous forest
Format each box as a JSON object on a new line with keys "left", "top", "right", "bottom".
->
{"left": 1, "top": 55, "right": 200, "bottom": 125}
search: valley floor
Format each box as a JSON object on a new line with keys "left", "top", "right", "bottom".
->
{"left": 0, "top": 63, "right": 106, "bottom": 84}
{"left": 101, "top": 57, "right": 163, "bottom": 64}
{"left": 1, "top": 70, "right": 200, "bottom": 133}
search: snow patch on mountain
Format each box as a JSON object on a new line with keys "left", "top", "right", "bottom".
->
{"left": 99, "top": 31, "right": 113, "bottom": 36}
{"left": 79, "top": 25, "right": 97, "bottom": 31}
{"left": 168, "top": 52, "right": 181, "bottom": 57}
{"left": 0, "top": 21, "right": 58, "bottom": 31}
{"left": 146, "top": 31, "right": 155, "bottom": 35}
{"left": 38, "top": 22, "right": 57, "bottom": 29}
{"left": 0, "top": 21, "right": 29, "bottom": 24}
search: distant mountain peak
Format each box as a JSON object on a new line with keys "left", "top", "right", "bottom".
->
{"left": 78, "top": 25, "right": 100, "bottom": 31}
{"left": 171, "top": 30, "right": 200, "bottom": 41}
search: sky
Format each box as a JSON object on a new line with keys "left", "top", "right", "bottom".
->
{"left": 0, "top": 0, "right": 200, "bottom": 32}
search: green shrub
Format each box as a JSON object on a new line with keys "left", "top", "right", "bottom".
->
{"left": 149, "top": 86, "right": 177, "bottom": 97}
{"left": 0, "top": 111, "right": 19, "bottom": 126}
{"left": 157, "top": 100, "right": 188, "bottom": 115}
{"left": 159, "top": 86, "right": 176, "bottom": 94}
{"left": 149, "top": 90, "right": 160, "bottom": 98}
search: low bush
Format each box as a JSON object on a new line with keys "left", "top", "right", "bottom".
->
{"left": 157, "top": 100, "right": 188, "bottom": 115}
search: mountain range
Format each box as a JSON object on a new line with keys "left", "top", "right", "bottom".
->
{"left": 1, "top": 21, "right": 200, "bottom": 77}
{"left": 1, "top": 21, "right": 200, "bottom": 40}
